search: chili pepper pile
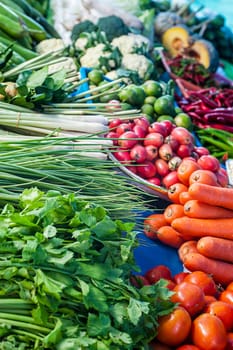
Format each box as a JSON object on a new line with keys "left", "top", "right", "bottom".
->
{"left": 176, "top": 87, "right": 233, "bottom": 133}
{"left": 167, "top": 56, "right": 217, "bottom": 87}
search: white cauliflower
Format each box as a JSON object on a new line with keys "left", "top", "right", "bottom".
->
{"left": 47, "top": 57, "right": 78, "bottom": 75}
{"left": 75, "top": 37, "right": 89, "bottom": 51}
{"left": 79, "top": 43, "right": 116, "bottom": 69}
{"left": 36, "top": 39, "right": 66, "bottom": 54}
{"left": 111, "top": 33, "right": 150, "bottom": 55}
{"left": 121, "top": 53, "right": 154, "bottom": 80}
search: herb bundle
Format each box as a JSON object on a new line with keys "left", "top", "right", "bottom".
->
{"left": 0, "top": 188, "right": 174, "bottom": 349}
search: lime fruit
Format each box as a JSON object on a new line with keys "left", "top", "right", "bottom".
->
{"left": 143, "top": 80, "right": 163, "bottom": 97}
{"left": 157, "top": 115, "right": 174, "bottom": 122}
{"left": 88, "top": 69, "right": 104, "bottom": 85}
{"left": 154, "top": 95, "right": 176, "bottom": 116}
{"left": 119, "top": 85, "right": 145, "bottom": 107}
{"left": 141, "top": 103, "right": 155, "bottom": 117}
{"left": 144, "top": 95, "right": 157, "bottom": 105}
{"left": 174, "top": 113, "right": 193, "bottom": 131}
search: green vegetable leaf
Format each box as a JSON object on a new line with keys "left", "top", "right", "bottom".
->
{"left": 87, "top": 313, "right": 111, "bottom": 336}
{"left": 91, "top": 217, "right": 117, "bottom": 239}
{"left": 79, "top": 279, "right": 108, "bottom": 312}
{"left": 50, "top": 69, "right": 66, "bottom": 90}
{"left": 127, "top": 297, "right": 149, "bottom": 326}
{"left": 26, "top": 66, "right": 48, "bottom": 89}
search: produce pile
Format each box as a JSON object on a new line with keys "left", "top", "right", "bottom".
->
{"left": 0, "top": 0, "right": 232, "bottom": 349}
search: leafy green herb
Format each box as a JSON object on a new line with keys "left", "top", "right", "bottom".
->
{"left": 0, "top": 188, "right": 175, "bottom": 349}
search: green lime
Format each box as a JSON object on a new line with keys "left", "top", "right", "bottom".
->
{"left": 175, "top": 106, "right": 183, "bottom": 114}
{"left": 99, "top": 92, "right": 119, "bottom": 103}
{"left": 141, "top": 103, "right": 155, "bottom": 117}
{"left": 144, "top": 95, "right": 157, "bottom": 105}
{"left": 88, "top": 69, "right": 104, "bottom": 85}
{"left": 119, "top": 85, "right": 145, "bottom": 107}
{"left": 143, "top": 80, "right": 163, "bottom": 97}
{"left": 174, "top": 113, "right": 193, "bottom": 131}
{"left": 154, "top": 95, "right": 176, "bottom": 116}
{"left": 157, "top": 115, "right": 174, "bottom": 122}
{"left": 131, "top": 85, "right": 146, "bottom": 107}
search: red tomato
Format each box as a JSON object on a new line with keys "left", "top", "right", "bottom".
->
{"left": 226, "top": 332, "right": 233, "bottom": 350}
{"left": 156, "top": 306, "right": 192, "bottom": 347}
{"left": 130, "top": 274, "right": 150, "bottom": 288}
{"left": 184, "top": 271, "right": 218, "bottom": 296}
{"left": 204, "top": 295, "right": 217, "bottom": 307}
{"left": 219, "top": 290, "right": 233, "bottom": 306}
{"left": 176, "top": 345, "right": 201, "bottom": 350}
{"left": 173, "top": 271, "right": 190, "bottom": 284}
{"left": 145, "top": 265, "right": 173, "bottom": 284}
{"left": 171, "top": 281, "right": 206, "bottom": 317}
{"left": 205, "top": 300, "right": 233, "bottom": 331}
{"left": 191, "top": 313, "right": 227, "bottom": 350}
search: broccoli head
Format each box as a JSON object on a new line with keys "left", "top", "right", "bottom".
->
{"left": 71, "top": 20, "right": 97, "bottom": 42}
{"left": 97, "top": 15, "right": 130, "bottom": 42}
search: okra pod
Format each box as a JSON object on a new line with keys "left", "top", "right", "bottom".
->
{"left": 0, "top": 14, "right": 28, "bottom": 39}
{"left": 0, "top": 35, "right": 37, "bottom": 60}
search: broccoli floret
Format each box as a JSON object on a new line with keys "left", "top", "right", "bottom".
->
{"left": 97, "top": 15, "right": 130, "bottom": 42}
{"left": 71, "top": 20, "right": 97, "bottom": 42}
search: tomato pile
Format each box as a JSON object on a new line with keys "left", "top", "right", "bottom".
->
{"left": 132, "top": 265, "right": 233, "bottom": 350}
{"left": 106, "top": 117, "right": 227, "bottom": 189}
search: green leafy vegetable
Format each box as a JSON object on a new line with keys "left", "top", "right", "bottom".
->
{"left": 0, "top": 188, "right": 175, "bottom": 349}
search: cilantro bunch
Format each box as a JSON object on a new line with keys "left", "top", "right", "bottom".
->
{"left": 0, "top": 188, "right": 174, "bottom": 349}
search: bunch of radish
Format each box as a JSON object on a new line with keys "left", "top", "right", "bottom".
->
{"left": 106, "top": 116, "right": 227, "bottom": 189}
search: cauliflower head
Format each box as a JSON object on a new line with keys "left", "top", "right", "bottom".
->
{"left": 36, "top": 39, "right": 66, "bottom": 54}
{"left": 79, "top": 43, "right": 118, "bottom": 70}
{"left": 121, "top": 53, "right": 154, "bottom": 80}
{"left": 111, "top": 33, "right": 150, "bottom": 55}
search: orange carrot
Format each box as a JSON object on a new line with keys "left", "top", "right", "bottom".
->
{"left": 164, "top": 204, "right": 184, "bottom": 224}
{"left": 168, "top": 182, "right": 188, "bottom": 204}
{"left": 172, "top": 216, "right": 233, "bottom": 240}
{"left": 143, "top": 213, "right": 167, "bottom": 240}
{"left": 183, "top": 252, "right": 233, "bottom": 286}
{"left": 178, "top": 240, "right": 198, "bottom": 262}
{"left": 197, "top": 236, "right": 233, "bottom": 263}
{"left": 188, "top": 182, "right": 233, "bottom": 210}
{"left": 184, "top": 200, "right": 233, "bottom": 219}
{"left": 157, "top": 225, "right": 184, "bottom": 248}
{"left": 179, "top": 191, "right": 192, "bottom": 205}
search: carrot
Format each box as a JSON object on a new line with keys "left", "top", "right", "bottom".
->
{"left": 164, "top": 204, "right": 184, "bottom": 224}
{"left": 184, "top": 200, "right": 233, "bottom": 219}
{"left": 179, "top": 191, "right": 192, "bottom": 205}
{"left": 168, "top": 182, "right": 188, "bottom": 204}
{"left": 197, "top": 236, "right": 233, "bottom": 263}
{"left": 143, "top": 213, "right": 167, "bottom": 240}
{"left": 178, "top": 240, "right": 198, "bottom": 262}
{"left": 183, "top": 252, "right": 233, "bottom": 286}
{"left": 172, "top": 216, "right": 233, "bottom": 240}
{"left": 188, "top": 182, "right": 233, "bottom": 210}
{"left": 157, "top": 225, "right": 184, "bottom": 248}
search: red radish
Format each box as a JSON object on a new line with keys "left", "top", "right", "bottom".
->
{"left": 133, "top": 124, "right": 147, "bottom": 138}
{"left": 171, "top": 127, "right": 194, "bottom": 145}
{"left": 168, "top": 156, "right": 182, "bottom": 171}
{"left": 159, "top": 143, "right": 173, "bottom": 161}
{"left": 155, "top": 158, "right": 170, "bottom": 177}
{"left": 148, "top": 122, "right": 167, "bottom": 137}
{"left": 137, "top": 161, "right": 157, "bottom": 178}
{"left": 160, "top": 120, "right": 175, "bottom": 135}
{"left": 147, "top": 176, "right": 161, "bottom": 186}
{"left": 118, "top": 131, "right": 138, "bottom": 149}
{"left": 107, "top": 100, "right": 121, "bottom": 111}
{"left": 113, "top": 150, "right": 132, "bottom": 164}
{"left": 177, "top": 144, "right": 193, "bottom": 158}
{"left": 116, "top": 123, "right": 132, "bottom": 136}
{"left": 197, "top": 155, "right": 220, "bottom": 172}
{"left": 216, "top": 167, "right": 229, "bottom": 187}
{"left": 144, "top": 132, "right": 164, "bottom": 147}
{"left": 164, "top": 134, "right": 179, "bottom": 152}
{"left": 125, "top": 165, "right": 137, "bottom": 174}
{"left": 145, "top": 145, "right": 158, "bottom": 161}
{"left": 106, "top": 131, "right": 119, "bottom": 146}
{"left": 130, "top": 144, "right": 147, "bottom": 163}
{"left": 108, "top": 118, "right": 122, "bottom": 129}
{"left": 163, "top": 171, "right": 179, "bottom": 188}
{"left": 194, "top": 146, "right": 210, "bottom": 156}
{"left": 134, "top": 116, "right": 150, "bottom": 130}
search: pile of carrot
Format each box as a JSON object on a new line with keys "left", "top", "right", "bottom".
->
{"left": 143, "top": 182, "right": 233, "bottom": 286}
